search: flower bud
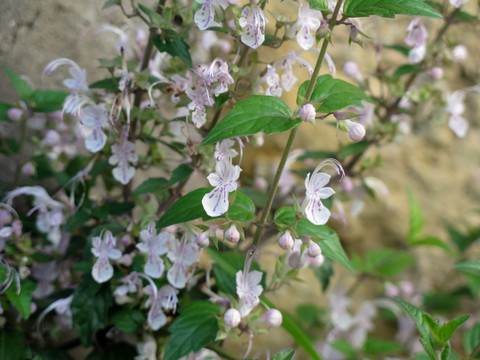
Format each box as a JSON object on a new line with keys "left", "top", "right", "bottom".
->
{"left": 0, "top": 210, "right": 12, "bottom": 226}
{"left": 429, "top": 67, "right": 444, "bottom": 80}
{"left": 225, "top": 225, "right": 240, "bottom": 243}
{"left": 30, "top": 302, "right": 37, "bottom": 315}
{"left": 278, "top": 230, "right": 294, "bottom": 251}
{"left": 288, "top": 252, "right": 302, "bottom": 269}
{"left": 7, "top": 108, "right": 23, "bottom": 121}
{"left": 264, "top": 309, "right": 283, "bottom": 327}
{"left": 345, "top": 120, "right": 366, "bottom": 142}
{"left": 342, "top": 177, "right": 354, "bottom": 193}
{"left": 299, "top": 104, "right": 316, "bottom": 123}
{"left": 308, "top": 254, "right": 324, "bottom": 267}
{"left": 21, "top": 162, "right": 35, "bottom": 176}
{"left": 333, "top": 111, "right": 350, "bottom": 121}
{"left": 343, "top": 61, "right": 361, "bottom": 80}
{"left": 195, "top": 231, "right": 210, "bottom": 248}
{"left": 121, "top": 235, "right": 132, "bottom": 247}
{"left": 254, "top": 177, "right": 268, "bottom": 191}
{"left": 43, "top": 130, "right": 61, "bottom": 147}
{"left": 452, "top": 44, "right": 468, "bottom": 62}
{"left": 307, "top": 242, "right": 322, "bottom": 258}
{"left": 224, "top": 308, "right": 241, "bottom": 327}
{"left": 120, "top": 254, "right": 133, "bottom": 267}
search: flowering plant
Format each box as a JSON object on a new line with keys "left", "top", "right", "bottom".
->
{"left": 1, "top": 0, "right": 480, "bottom": 359}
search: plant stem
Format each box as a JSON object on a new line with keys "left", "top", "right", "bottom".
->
{"left": 251, "top": 0, "right": 344, "bottom": 247}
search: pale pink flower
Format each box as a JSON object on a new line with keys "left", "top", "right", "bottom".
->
{"left": 43, "top": 58, "right": 89, "bottom": 95}
{"left": 91, "top": 231, "right": 122, "bottom": 283}
{"left": 80, "top": 104, "right": 109, "bottom": 153}
{"left": 449, "top": 0, "right": 467, "bottom": 8}
{"left": 239, "top": 4, "right": 267, "bottom": 49}
{"left": 202, "top": 160, "right": 242, "bottom": 217}
{"left": 136, "top": 222, "right": 170, "bottom": 278}
{"left": 287, "top": 3, "right": 323, "bottom": 50}
{"left": 109, "top": 134, "right": 138, "bottom": 185}
{"left": 236, "top": 251, "right": 263, "bottom": 317}
{"left": 194, "top": 0, "right": 231, "bottom": 30}
{"left": 167, "top": 236, "right": 198, "bottom": 289}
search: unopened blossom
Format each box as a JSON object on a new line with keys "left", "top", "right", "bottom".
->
{"left": 278, "top": 230, "right": 294, "bottom": 250}
{"left": 194, "top": 0, "right": 230, "bottom": 30}
{"left": 4, "top": 186, "right": 64, "bottom": 245}
{"left": 452, "top": 44, "right": 468, "bottom": 62}
{"left": 224, "top": 308, "right": 241, "bottom": 327}
{"left": 195, "top": 231, "right": 210, "bottom": 248}
{"left": 136, "top": 222, "right": 170, "bottom": 278}
{"left": 299, "top": 103, "right": 316, "bottom": 123}
{"left": 42, "top": 130, "right": 61, "bottom": 147}
{"left": 7, "top": 108, "right": 23, "bottom": 121}
{"left": 430, "top": 67, "right": 444, "bottom": 80}
{"left": 109, "top": 134, "right": 138, "bottom": 185}
{"left": 239, "top": 4, "right": 267, "bottom": 49}
{"left": 307, "top": 241, "right": 322, "bottom": 258}
{"left": 225, "top": 225, "right": 240, "bottom": 243}
{"left": 446, "top": 90, "right": 468, "bottom": 137}
{"left": 80, "top": 103, "right": 109, "bottom": 153}
{"left": 343, "top": 61, "right": 362, "bottom": 81}
{"left": 236, "top": 251, "right": 263, "bottom": 317}
{"left": 202, "top": 160, "right": 242, "bottom": 217}
{"left": 91, "top": 231, "right": 122, "bottom": 283}
{"left": 287, "top": 3, "right": 323, "bottom": 50}
{"left": 167, "top": 235, "right": 198, "bottom": 289}
{"left": 344, "top": 120, "right": 366, "bottom": 142}
{"left": 264, "top": 309, "right": 283, "bottom": 327}
{"left": 21, "top": 162, "right": 35, "bottom": 176}
{"left": 449, "top": 0, "right": 467, "bottom": 8}
{"left": 303, "top": 160, "right": 344, "bottom": 225}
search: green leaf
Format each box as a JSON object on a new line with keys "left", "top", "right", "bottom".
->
{"left": 272, "top": 350, "right": 296, "bottom": 360}
{"left": 31, "top": 90, "right": 68, "bottom": 112}
{"left": 313, "top": 257, "right": 334, "bottom": 291}
{"left": 296, "top": 219, "right": 338, "bottom": 241}
{"left": 203, "top": 95, "right": 296, "bottom": 145}
{"left": 383, "top": 44, "right": 410, "bottom": 57}
{"left": 296, "top": 304, "right": 323, "bottom": 326}
{"left": 153, "top": 31, "right": 193, "bottom": 68}
{"left": 307, "top": 0, "right": 328, "bottom": 11}
{"left": 409, "top": 236, "right": 455, "bottom": 255}
{"left": 438, "top": 314, "right": 470, "bottom": 345}
{"left": 0, "top": 329, "right": 32, "bottom": 360}
{"left": 133, "top": 177, "right": 169, "bottom": 195}
{"left": 297, "top": 75, "right": 371, "bottom": 113}
{"left": 89, "top": 77, "right": 120, "bottom": 92}
{"left": 5, "top": 69, "right": 32, "bottom": 100}
{"left": 354, "top": 248, "right": 415, "bottom": 277}
{"left": 157, "top": 187, "right": 212, "bottom": 228}
{"left": 170, "top": 163, "right": 194, "bottom": 184}
{"left": 0, "top": 103, "right": 13, "bottom": 121}
{"left": 111, "top": 309, "right": 145, "bottom": 334}
{"left": 407, "top": 188, "right": 424, "bottom": 241}
{"left": 363, "top": 337, "right": 404, "bottom": 355}
{"left": 463, "top": 323, "right": 480, "bottom": 356}
{"left": 164, "top": 301, "right": 220, "bottom": 360}
{"left": 455, "top": 260, "right": 480, "bottom": 276}
{"left": 330, "top": 339, "right": 356, "bottom": 357}
{"left": 339, "top": 141, "right": 369, "bottom": 158}
{"left": 465, "top": 273, "right": 480, "bottom": 297}
{"left": 440, "top": 342, "right": 451, "bottom": 360}
{"left": 262, "top": 297, "right": 322, "bottom": 360}
{"left": 393, "top": 64, "right": 422, "bottom": 78}
{"left": 212, "top": 262, "right": 236, "bottom": 295}
{"left": 274, "top": 206, "right": 296, "bottom": 227}
{"left": 227, "top": 192, "right": 256, "bottom": 222}
{"left": 395, "top": 297, "right": 430, "bottom": 338}
{"left": 65, "top": 209, "right": 91, "bottom": 232}
{"left": 6, "top": 280, "right": 35, "bottom": 319}
{"left": 343, "top": 0, "right": 442, "bottom": 19}
{"left": 71, "top": 276, "right": 113, "bottom": 347}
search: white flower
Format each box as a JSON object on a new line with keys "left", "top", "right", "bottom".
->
{"left": 449, "top": 0, "right": 467, "bottom": 8}
{"left": 135, "top": 335, "right": 157, "bottom": 360}
{"left": 302, "top": 159, "right": 344, "bottom": 225}
{"left": 214, "top": 139, "right": 238, "bottom": 162}
{"left": 449, "top": 114, "right": 468, "bottom": 138}
{"left": 236, "top": 252, "right": 263, "bottom": 317}
{"left": 81, "top": 103, "right": 109, "bottom": 153}
{"left": 144, "top": 284, "right": 178, "bottom": 330}
{"left": 194, "top": 0, "right": 231, "bottom": 30}
{"left": 224, "top": 308, "right": 241, "bottom": 327}
{"left": 136, "top": 222, "right": 170, "bottom": 278}
{"left": 167, "top": 236, "right": 198, "bottom": 289}
{"left": 239, "top": 4, "right": 267, "bottom": 49}
{"left": 91, "top": 231, "right": 122, "bottom": 283}
{"left": 446, "top": 90, "right": 468, "bottom": 137}
{"left": 43, "top": 58, "right": 89, "bottom": 95}
{"left": 109, "top": 134, "right": 138, "bottom": 185}
{"left": 3, "top": 186, "right": 64, "bottom": 245}
{"left": 287, "top": 3, "right": 323, "bottom": 50}
{"left": 202, "top": 160, "right": 242, "bottom": 217}
{"left": 264, "top": 65, "right": 282, "bottom": 97}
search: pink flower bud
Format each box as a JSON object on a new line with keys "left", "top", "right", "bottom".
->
{"left": 7, "top": 108, "right": 23, "bottom": 121}
{"left": 225, "top": 225, "right": 240, "bottom": 243}
{"left": 120, "top": 254, "right": 133, "bottom": 267}
{"left": 308, "top": 254, "right": 324, "bottom": 267}
{"left": 254, "top": 177, "right": 268, "bottom": 191}
{"left": 334, "top": 111, "right": 350, "bottom": 121}
{"left": 215, "top": 228, "right": 224, "bottom": 240}
{"left": 278, "top": 230, "right": 294, "bottom": 251}
{"left": 307, "top": 242, "right": 322, "bottom": 258}
{"left": 195, "top": 232, "right": 210, "bottom": 248}
{"left": 429, "top": 67, "right": 444, "bottom": 80}
{"left": 346, "top": 120, "right": 366, "bottom": 142}
{"left": 299, "top": 104, "right": 316, "bottom": 123}
{"left": 342, "top": 177, "right": 354, "bottom": 193}
{"left": 344, "top": 61, "right": 361, "bottom": 79}
{"left": 0, "top": 210, "right": 12, "bottom": 226}
{"left": 121, "top": 235, "right": 132, "bottom": 247}
{"left": 30, "top": 302, "right": 37, "bottom": 315}
{"left": 224, "top": 308, "right": 241, "bottom": 327}
{"left": 452, "top": 45, "right": 468, "bottom": 62}
{"left": 288, "top": 252, "right": 302, "bottom": 269}
{"left": 264, "top": 309, "right": 282, "bottom": 327}
{"left": 43, "top": 130, "right": 61, "bottom": 147}
{"left": 21, "top": 162, "right": 35, "bottom": 176}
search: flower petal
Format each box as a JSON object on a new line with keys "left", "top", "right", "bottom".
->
{"left": 145, "top": 256, "right": 165, "bottom": 279}
{"left": 305, "top": 197, "right": 331, "bottom": 225}
{"left": 92, "top": 257, "right": 113, "bottom": 283}
{"left": 202, "top": 186, "right": 229, "bottom": 217}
